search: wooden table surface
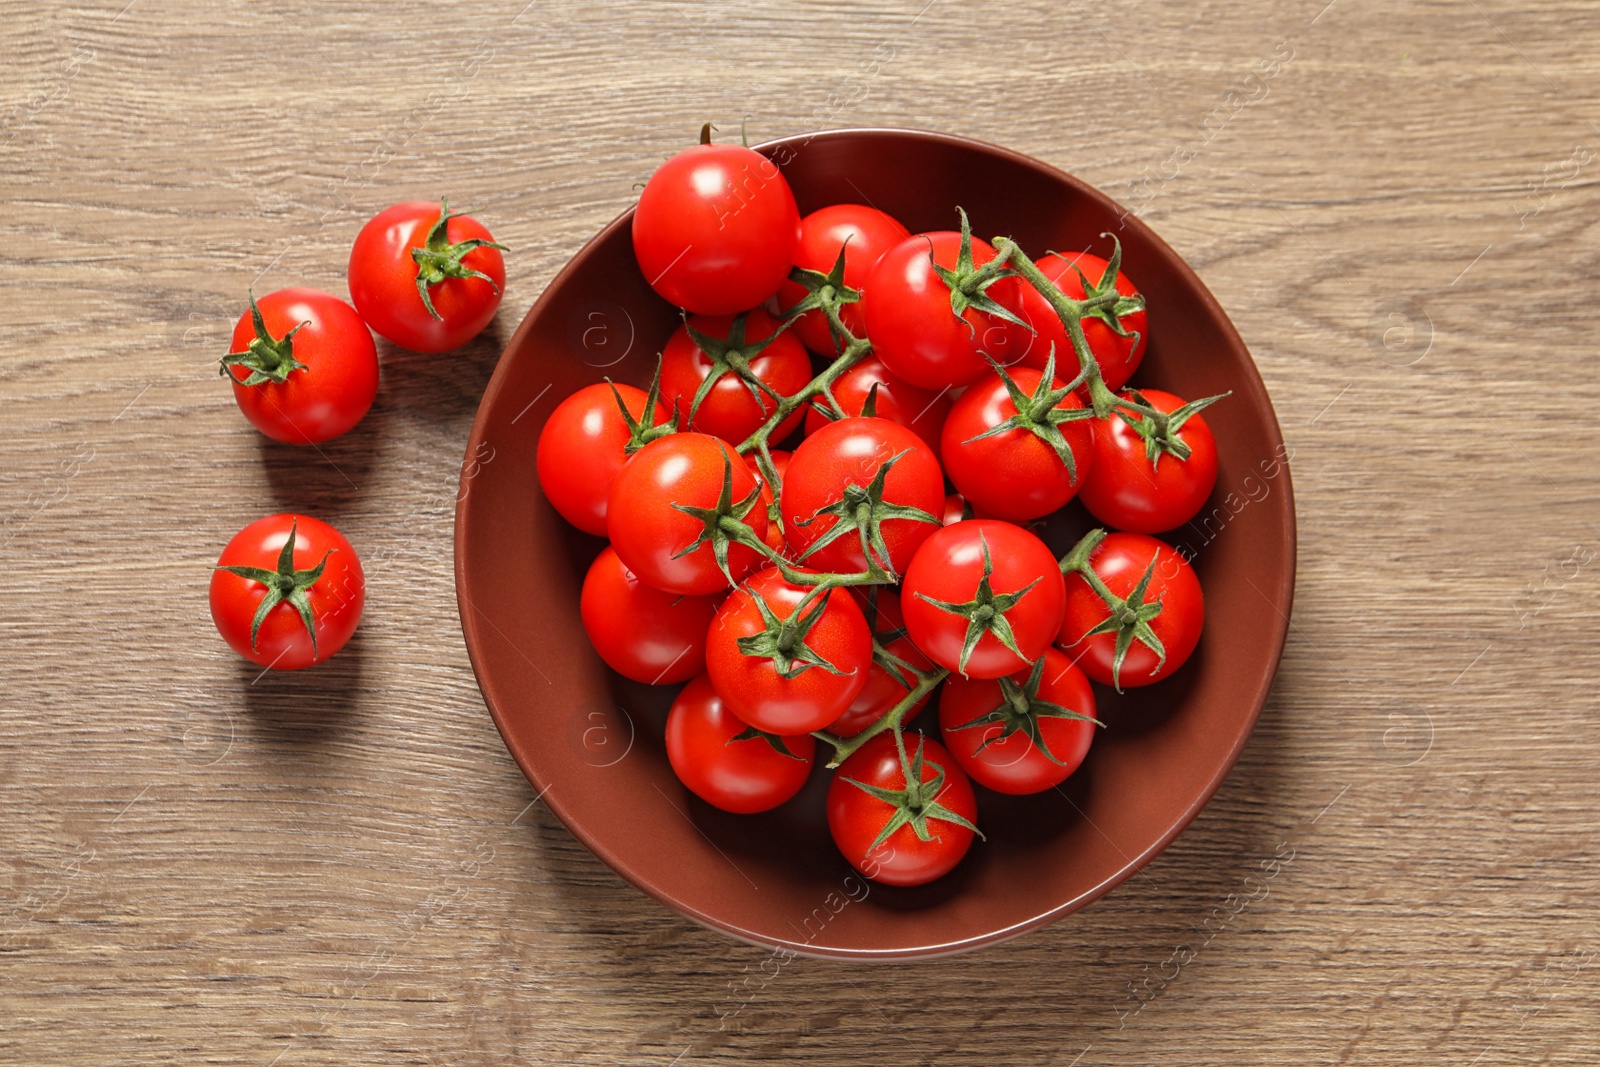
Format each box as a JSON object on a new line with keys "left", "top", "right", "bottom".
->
{"left": 5, "top": 1, "right": 1598, "bottom": 1063}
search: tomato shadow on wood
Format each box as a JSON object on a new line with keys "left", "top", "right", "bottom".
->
{"left": 235, "top": 625, "right": 367, "bottom": 744}
{"left": 369, "top": 315, "right": 506, "bottom": 428}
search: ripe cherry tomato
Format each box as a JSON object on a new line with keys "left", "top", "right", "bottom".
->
{"left": 744, "top": 449, "right": 791, "bottom": 554}
{"left": 704, "top": 566, "right": 872, "bottom": 734}
{"left": 780, "top": 416, "right": 944, "bottom": 577}
{"left": 659, "top": 310, "right": 811, "bottom": 444}
{"left": 901, "top": 520, "right": 1066, "bottom": 680}
{"left": 862, "top": 229, "right": 1030, "bottom": 389}
{"left": 802, "top": 356, "right": 951, "bottom": 453}
{"left": 1016, "top": 251, "right": 1146, "bottom": 394}
{"left": 632, "top": 137, "right": 800, "bottom": 315}
{"left": 940, "top": 363, "right": 1095, "bottom": 522}
{"left": 580, "top": 546, "right": 718, "bottom": 684}
{"left": 536, "top": 382, "right": 668, "bottom": 536}
{"left": 1059, "top": 532, "right": 1203, "bottom": 688}
{"left": 607, "top": 433, "right": 770, "bottom": 596}
{"left": 348, "top": 199, "right": 506, "bottom": 353}
{"left": 939, "top": 649, "right": 1098, "bottom": 794}
{"left": 774, "top": 204, "right": 910, "bottom": 354}
{"left": 827, "top": 731, "right": 979, "bottom": 887}
{"left": 1080, "top": 389, "right": 1220, "bottom": 534}
{"left": 666, "top": 673, "right": 815, "bottom": 814}
{"left": 222, "top": 289, "right": 378, "bottom": 445}
{"left": 828, "top": 588, "right": 934, "bottom": 738}
{"left": 210, "top": 513, "right": 364, "bottom": 670}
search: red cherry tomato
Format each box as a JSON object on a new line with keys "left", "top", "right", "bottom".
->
{"left": 666, "top": 673, "right": 815, "bottom": 814}
{"left": 1016, "top": 252, "right": 1146, "bottom": 394}
{"left": 862, "top": 229, "right": 1030, "bottom": 389}
{"left": 580, "top": 546, "right": 718, "bottom": 684}
{"left": 774, "top": 204, "right": 910, "bottom": 354}
{"left": 942, "top": 493, "right": 976, "bottom": 525}
{"left": 801, "top": 356, "right": 951, "bottom": 453}
{"left": 780, "top": 416, "right": 945, "bottom": 578}
{"left": 1058, "top": 533, "right": 1203, "bottom": 688}
{"left": 827, "top": 732, "right": 979, "bottom": 886}
{"left": 659, "top": 310, "right": 811, "bottom": 444}
{"left": 704, "top": 566, "right": 872, "bottom": 734}
{"left": 901, "top": 520, "right": 1066, "bottom": 680}
{"left": 607, "top": 433, "right": 770, "bottom": 595}
{"left": 632, "top": 139, "right": 800, "bottom": 315}
{"left": 828, "top": 588, "right": 934, "bottom": 738}
{"left": 940, "top": 364, "right": 1095, "bottom": 522}
{"left": 1080, "top": 389, "right": 1220, "bottom": 534}
{"left": 210, "top": 513, "right": 364, "bottom": 670}
{"left": 939, "top": 649, "right": 1098, "bottom": 794}
{"left": 536, "top": 382, "right": 667, "bottom": 536}
{"left": 223, "top": 289, "right": 378, "bottom": 445}
{"left": 348, "top": 200, "right": 506, "bottom": 353}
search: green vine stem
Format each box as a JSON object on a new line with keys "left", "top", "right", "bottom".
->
{"left": 811, "top": 663, "right": 950, "bottom": 769}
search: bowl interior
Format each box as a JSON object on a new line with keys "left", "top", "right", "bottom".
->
{"left": 455, "top": 129, "right": 1295, "bottom": 959}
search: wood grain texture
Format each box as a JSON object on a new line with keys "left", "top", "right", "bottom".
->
{"left": 3, "top": 0, "right": 1598, "bottom": 1063}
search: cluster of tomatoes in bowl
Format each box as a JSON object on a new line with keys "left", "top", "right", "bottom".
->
{"left": 207, "top": 201, "right": 507, "bottom": 672}
{"left": 534, "top": 128, "right": 1227, "bottom": 889}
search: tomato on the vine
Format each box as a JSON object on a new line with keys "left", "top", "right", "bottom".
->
{"left": 827, "top": 731, "right": 979, "bottom": 887}
{"left": 348, "top": 199, "right": 506, "bottom": 353}
{"left": 1080, "top": 388, "right": 1222, "bottom": 534}
{"left": 1017, "top": 251, "right": 1146, "bottom": 394}
{"left": 704, "top": 566, "right": 872, "bottom": 734}
{"left": 580, "top": 546, "right": 718, "bottom": 684}
{"left": 828, "top": 587, "right": 934, "bottom": 738}
{"left": 1058, "top": 532, "right": 1203, "bottom": 689}
{"left": 221, "top": 289, "right": 378, "bottom": 445}
{"left": 536, "top": 381, "right": 670, "bottom": 536}
{"left": 774, "top": 203, "right": 910, "bottom": 355}
{"left": 666, "top": 673, "right": 815, "bottom": 814}
{"left": 607, "top": 432, "right": 770, "bottom": 596}
{"left": 632, "top": 133, "right": 800, "bottom": 315}
{"left": 939, "top": 649, "right": 1099, "bottom": 794}
{"left": 901, "top": 519, "right": 1066, "bottom": 680}
{"left": 940, "top": 359, "right": 1095, "bottom": 522}
{"left": 780, "top": 416, "right": 944, "bottom": 577}
{"left": 802, "top": 356, "right": 951, "bottom": 453}
{"left": 659, "top": 310, "right": 811, "bottom": 444}
{"left": 210, "top": 513, "right": 364, "bottom": 670}
{"left": 862, "top": 216, "right": 1031, "bottom": 389}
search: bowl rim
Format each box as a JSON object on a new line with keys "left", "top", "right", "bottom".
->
{"left": 455, "top": 125, "right": 1298, "bottom": 959}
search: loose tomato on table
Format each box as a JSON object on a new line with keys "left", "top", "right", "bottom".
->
{"left": 221, "top": 289, "right": 378, "bottom": 445}
{"left": 774, "top": 203, "right": 910, "bottom": 354}
{"left": 704, "top": 566, "right": 872, "bottom": 735}
{"left": 862, "top": 212, "right": 1031, "bottom": 389}
{"left": 536, "top": 380, "right": 672, "bottom": 536}
{"left": 779, "top": 416, "right": 944, "bottom": 578}
{"left": 1016, "top": 249, "right": 1147, "bottom": 395}
{"left": 209, "top": 513, "right": 364, "bottom": 670}
{"left": 666, "top": 673, "right": 815, "bottom": 814}
{"left": 939, "top": 649, "right": 1100, "bottom": 795}
{"left": 348, "top": 199, "right": 507, "bottom": 353}
{"left": 659, "top": 310, "right": 812, "bottom": 444}
{"left": 606, "top": 432, "right": 770, "bottom": 596}
{"left": 1080, "top": 388, "right": 1223, "bottom": 534}
{"left": 940, "top": 356, "right": 1095, "bottom": 522}
{"left": 828, "top": 587, "right": 935, "bottom": 738}
{"left": 632, "top": 129, "right": 801, "bottom": 315}
{"left": 580, "top": 546, "right": 718, "bottom": 685}
{"left": 901, "top": 519, "right": 1066, "bottom": 680}
{"left": 827, "top": 731, "right": 980, "bottom": 887}
{"left": 802, "top": 356, "right": 951, "bottom": 453}
{"left": 1058, "top": 531, "right": 1204, "bottom": 689}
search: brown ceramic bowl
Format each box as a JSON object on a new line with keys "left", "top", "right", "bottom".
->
{"left": 455, "top": 128, "right": 1295, "bottom": 960}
